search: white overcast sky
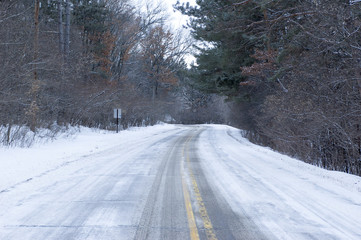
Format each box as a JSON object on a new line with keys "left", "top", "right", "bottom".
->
{"left": 131, "top": 0, "right": 198, "bottom": 65}
{"left": 131, "top": 0, "right": 197, "bottom": 30}
{"left": 165, "top": 0, "right": 196, "bottom": 30}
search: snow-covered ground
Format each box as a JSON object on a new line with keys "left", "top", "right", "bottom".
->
{"left": 0, "top": 124, "right": 360, "bottom": 239}
{"left": 0, "top": 124, "right": 178, "bottom": 192}
{"left": 198, "top": 125, "right": 361, "bottom": 240}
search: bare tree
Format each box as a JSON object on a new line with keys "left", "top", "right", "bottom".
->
{"left": 26, "top": 0, "right": 41, "bottom": 132}
{"left": 58, "top": 0, "right": 64, "bottom": 53}
{"left": 64, "top": 0, "right": 70, "bottom": 56}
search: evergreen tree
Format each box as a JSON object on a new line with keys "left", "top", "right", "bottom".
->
{"left": 73, "top": 0, "right": 113, "bottom": 77}
{"left": 176, "top": 0, "right": 259, "bottom": 97}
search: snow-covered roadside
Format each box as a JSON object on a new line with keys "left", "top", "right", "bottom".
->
{"left": 198, "top": 124, "right": 361, "bottom": 240}
{"left": 222, "top": 124, "right": 361, "bottom": 194}
{"left": 0, "top": 124, "right": 178, "bottom": 191}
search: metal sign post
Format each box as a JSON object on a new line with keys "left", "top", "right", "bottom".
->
{"left": 113, "top": 109, "right": 121, "bottom": 133}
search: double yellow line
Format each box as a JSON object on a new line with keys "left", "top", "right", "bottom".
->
{"left": 181, "top": 132, "right": 218, "bottom": 240}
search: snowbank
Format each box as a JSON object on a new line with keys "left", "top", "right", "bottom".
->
{"left": 0, "top": 124, "right": 177, "bottom": 191}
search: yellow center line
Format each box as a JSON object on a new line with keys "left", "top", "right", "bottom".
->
{"left": 182, "top": 172, "right": 200, "bottom": 240}
{"left": 182, "top": 131, "right": 218, "bottom": 240}
{"left": 182, "top": 134, "right": 200, "bottom": 240}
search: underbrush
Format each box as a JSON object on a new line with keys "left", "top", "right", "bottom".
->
{"left": 0, "top": 124, "right": 78, "bottom": 148}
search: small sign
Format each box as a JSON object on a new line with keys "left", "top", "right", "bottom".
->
{"left": 113, "top": 109, "right": 121, "bottom": 119}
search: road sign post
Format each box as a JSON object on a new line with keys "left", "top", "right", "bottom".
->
{"left": 113, "top": 109, "right": 121, "bottom": 133}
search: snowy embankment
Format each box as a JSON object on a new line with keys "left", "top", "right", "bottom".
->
{"left": 199, "top": 125, "right": 361, "bottom": 240}
{"left": 0, "top": 124, "right": 177, "bottom": 191}
{"left": 203, "top": 125, "right": 361, "bottom": 193}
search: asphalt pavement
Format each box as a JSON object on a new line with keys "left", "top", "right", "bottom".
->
{"left": 0, "top": 126, "right": 269, "bottom": 240}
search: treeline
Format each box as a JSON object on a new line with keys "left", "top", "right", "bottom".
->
{"left": 177, "top": 0, "right": 361, "bottom": 175}
{"left": 0, "top": 0, "right": 227, "bottom": 145}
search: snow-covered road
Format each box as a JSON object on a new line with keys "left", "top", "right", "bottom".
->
{"left": 197, "top": 125, "right": 361, "bottom": 240}
{"left": 0, "top": 124, "right": 360, "bottom": 240}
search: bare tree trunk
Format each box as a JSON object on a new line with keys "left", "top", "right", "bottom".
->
{"left": 355, "top": 53, "right": 361, "bottom": 97}
{"left": 6, "top": 123, "right": 12, "bottom": 145}
{"left": 28, "top": 0, "right": 40, "bottom": 132}
{"left": 58, "top": 0, "right": 64, "bottom": 53}
{"left": 65, "top": 0, "right": 70, "bottom": 56}
{"left": 34, "top": 0, "right": 39, "bottom": 84}
{"left": 152, "top": 81, "right": 158, "bottom": 102}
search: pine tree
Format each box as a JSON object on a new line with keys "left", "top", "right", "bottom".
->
{"left": 175, "top": 0, "right": 260, "bottom": 97}
{"left": 73, "top": 0, "right": 113, "bottom": 77}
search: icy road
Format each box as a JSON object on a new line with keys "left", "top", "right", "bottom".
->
{"left": 0, "top": 125, "right": 361, "bottom": 240}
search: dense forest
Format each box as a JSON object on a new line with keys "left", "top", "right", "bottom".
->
{"left": 1, "top": 0, "right": 361, "bottom": 176}
{"left": 176, "top": 0, "right": 361, "bottom": 175}
{"left": 0, "top": 0, "right": 227, "bottom": 144}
